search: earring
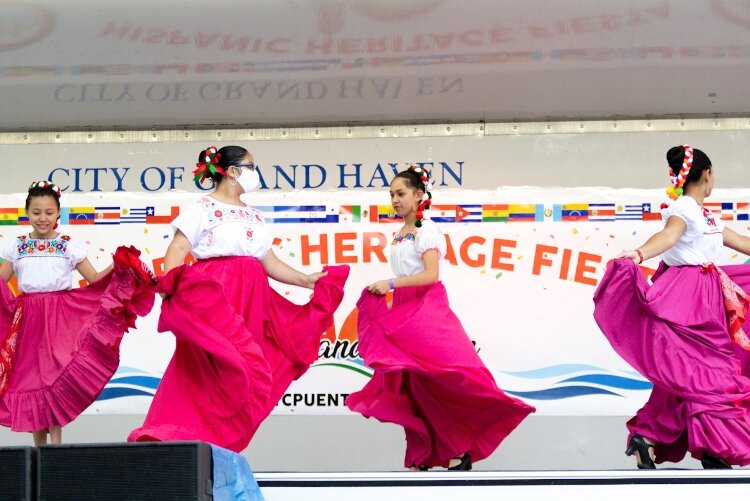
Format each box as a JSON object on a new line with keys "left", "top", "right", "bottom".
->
{"left": 229, "top": 166, "right": 240, "bottom": 186}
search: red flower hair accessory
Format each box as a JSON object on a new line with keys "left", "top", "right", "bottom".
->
{"left": 408, "top": 165, "right": 433, "bottom": 228}
{"left": 29, "top": 179, "right": 61, "bottom": 197}
{"left": 193, "top": 146, "right": 226, "bottom": 184}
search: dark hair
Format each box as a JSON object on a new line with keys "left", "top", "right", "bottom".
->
{"left": 393, "top": 167, "right": 433, "bottom": 227}
{"left": 667, "top": 145, "right": 711, "bottom": 188}
{"left": 197, "top": 145, "right": 249, "bottom": 184}
{"left": 25, "top": 181, "right": 61, "bottom": 210}
{"left": 393, "top": 169, "right": 426, "bottom": 193}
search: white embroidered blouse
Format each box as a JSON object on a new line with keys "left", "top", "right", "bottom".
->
{"left": 2, "top": 234, "right": 86, "bottom": 293}
{"left": 171, "top": 196, "right": 273, "bottom": 260}
{"left": 660, "top": 195, "right": 724, "bottom": 266}
{"left": 389, "top": 220, "right": 446, "bottom": 277}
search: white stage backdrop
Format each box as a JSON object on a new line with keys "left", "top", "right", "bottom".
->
{"left": 2, "top": 187, "right": 749, "bottom": 417}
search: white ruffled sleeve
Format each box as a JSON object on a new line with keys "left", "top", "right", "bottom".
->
{"left": 416, "top": 220, "right": 446, "bottom": 258}
{"left": 261, "top": 232, "right": 274, "bottom": 260}
{"left": 171, "top": 199, "right": 207, "bottom": 247}
{"left": 66, "top": 237, "right": 87, "bottom": 267}
{"left": 662, "top": 197, "right": 702, "bottom": 240}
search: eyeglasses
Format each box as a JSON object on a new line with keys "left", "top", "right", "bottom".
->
{"left": 234, "top": 163, "right": 255, "bottom": 170}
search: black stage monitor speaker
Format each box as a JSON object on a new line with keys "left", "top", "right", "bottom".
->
{"left": 37, "top": 441, "right": 213, "bottom": 501}
{"left": 0, "top": 446, "right": 36, "bottom": 501}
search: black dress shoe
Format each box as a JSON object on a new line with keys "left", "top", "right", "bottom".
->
{"left": 701, "top": 453, "right": 732, "bottom": 469}
{"left": 625, "top": 435, "right": 656, "bottom": 469}
{"left": 448, "top": 453, "right": 472, "bottom": 471}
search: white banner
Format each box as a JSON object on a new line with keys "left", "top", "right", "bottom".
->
{"left": 2, "top": 187, "right": 749, "bottom": 417}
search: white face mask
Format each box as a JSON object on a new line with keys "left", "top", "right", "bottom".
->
{"left": 235, "top": 167, "right": 260, "bottom": 193}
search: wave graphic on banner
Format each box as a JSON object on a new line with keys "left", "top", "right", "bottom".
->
{"left": 498, "top": 364, "right": 652, "bottom": 400}
{"left": 97, "top": 366, "right": 162, "bottom": 401}
{"left": 312, "top": 359, "right": 373, "bottom": 378}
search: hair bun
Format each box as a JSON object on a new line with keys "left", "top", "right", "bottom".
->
{"left": 193, "top": 146, "right": 226, "bottom": 184}
{"left": 666, "top": 146, "right": 685, "bottom": 172}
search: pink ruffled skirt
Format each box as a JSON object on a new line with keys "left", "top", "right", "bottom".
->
{"left": 0, "top": 247, "right": 155, "bottom": 432}
{"left": 128, "top": 257, "right": 348, "bottom": 452}
{"left": 594, "top": 259, "right": 750, "bottom": 465}
{"left": 347, "top": 283, "right": 535, "bottom": 468}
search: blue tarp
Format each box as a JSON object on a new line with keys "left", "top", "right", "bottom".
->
{"left": 210, "top": 445, "right": 265, "bottom": 501}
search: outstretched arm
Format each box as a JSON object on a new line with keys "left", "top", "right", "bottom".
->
{"left": 75, "top": 258, "right": 113, "bottom": 284}
{"left": 617, "top": 216, "right": 686, "bottom": 263}
{"left": 369, "top": 249, "right": 439, "bottom": 294}
{"left": 723, "top": 227, "right": 750, "bottom": 256}
{"left": 261, "top": 249, "right": 326, "bottom": 290}
{"left": 0, "top": 261, "right": 13, "bottom": 282}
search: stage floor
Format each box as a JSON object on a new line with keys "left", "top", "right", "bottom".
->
{"left": 257, "top": 469, "right": 750, "bottom": 500}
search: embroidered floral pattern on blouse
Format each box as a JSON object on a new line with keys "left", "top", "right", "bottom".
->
{"left": 17, "top": 234, "right": 71, "bottom": 257}
{"left": 392, "top": 230, "right": 417, "bottom": 245}
{"left": 200, "top": 197, "right": 264, "bottom": 226}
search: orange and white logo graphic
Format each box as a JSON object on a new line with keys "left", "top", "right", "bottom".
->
{"left": 317, "top": 303, "right": 374, "bottom": 377}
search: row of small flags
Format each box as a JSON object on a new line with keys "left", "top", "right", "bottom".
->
{"left": 552, "top": 202, "right": 745, "bottom": 222}
{"left": 353, "top": 202, "right": 748, "bottom": 223}
{"left": 555, "top": 203, "right": 653, "bottom": 222}
{"left": 375, "top": 204, "right": 546, "bottom": 223}
{"left": 0, "top": 203, "right": 747, "bottom": 225}
{"left": 255, "top": 205, "right": 338, "bottom": 224}
{"left": 0, "top": 206, "right": 177, "bottom": 225}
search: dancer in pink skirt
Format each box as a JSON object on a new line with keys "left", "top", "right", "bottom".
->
{"left": 0, "top": 180, "right": 156, "bottom": 445}
{"left": 346, "top": 166, "right": 535, "bottom": 471}
{"left": 594, "top": 145, "right": 750, "bottom": 469}
{"left": 128, "top": 145, "right": 348, "bottom": 452}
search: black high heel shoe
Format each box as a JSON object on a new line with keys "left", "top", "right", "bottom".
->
{"left": 448, "top": 453, "right": 472, "bottom": 471}
{"left": 701, "top": 453, "right": 732, "bottom": 469}
{"left": 625, "top": 435, "right": 656, "bottom": 469}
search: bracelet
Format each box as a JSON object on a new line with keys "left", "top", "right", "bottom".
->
{"left": 388, "top": 278, "right": 396, "bottom": 290}
{"left": 635, "top": 249, "right": 644, "bottom": 264}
